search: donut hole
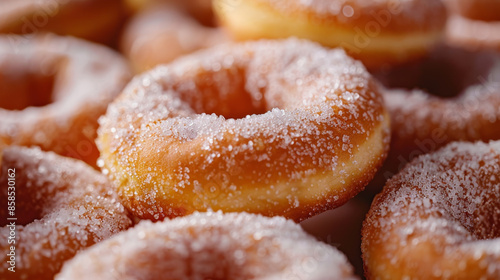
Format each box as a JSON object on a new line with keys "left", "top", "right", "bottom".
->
{"left": 1, "top": 166, "right": 48, "bottom": 226}
{"left": 174, "top": 67, "right": 269, "bottom": 119}
{"left": 374, "top": 46, "right": 498, "bottom": 98}
{"left": 0, "top": 55, "right": 64, "bottom": 111}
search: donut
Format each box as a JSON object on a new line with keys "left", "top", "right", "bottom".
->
{"left": 98, "top": 39, "right": 390, "bottom": 222}
{"left": 374, "top": 45, "right": 500, "bottom": 181}
{"left": 0, "top": 146, "right": 132, "bottom": 280}
{"left": 57, "top": 211, "right": 358, "bottom": 280}
{"left": 444, "top": 0, "right": 500, "bottom": 21}
{"left": 0, "top": 34, "right": 131, "bottom": 166}
{"left": 443, "top": 0, "right": 500, "bottom": 51}
{"left": 121, "top": 1, "right": 227, "bottom": 73}
{"left": 213, "top": 0, "right": 447, "bottom": 69}
{"left": 362, "top": 141, "right": 500, "bottom": 280}
{"left": 0, "top": 0, "right": 126, "bottom": 45}
{"left": 446, "top": 14, "right": 500, "bottom": 52}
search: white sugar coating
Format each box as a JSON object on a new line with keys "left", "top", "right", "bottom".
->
{"left": 97, "top": 38, "right": 389, "bottom": 221}
{"left": 0, "top": 146, "right": 132, "bottom": 280}
{"left": 363, "top": 141, "right": 500, "bottom": 279}
{"left": 57, "top": 211, "right": 358, "bottom": 280}
{"left": 252, "top": 0, "right": 446, "bottom": 30}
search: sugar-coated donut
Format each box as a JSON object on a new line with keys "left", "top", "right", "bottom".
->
{"left": 57, "top": 211, "right": 358, "bottom": 280}
{"left": 213, "top": 0, "right": 447, "bottom": 69}
{"left": 0, "top": 146, "right": 132, "bottom": 280}
{"left": 121, "top": 1, "right": 227, "bottom": 73}
{"left": 98, "top": 39, "right": 390, "bottom": 222}
{"left": 362, "top": 141, "right": 500, "bottom": 280}
{"left": 0, "top": 34, "right": 131, "bottom": 166}
{"left": 0, "top": 0, "right": 126, "bottom": 45}
{"left": 376, "top": 45, "right": 500, "bottom": 180}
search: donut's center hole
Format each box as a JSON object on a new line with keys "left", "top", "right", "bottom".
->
{"left": 374, "top": 47, "right": 496, "bottom": 97}
{"left": 179, "top": 68, "right": 269, "bottom": 119}
{"left": 0, "top": 56, "right": 63, "bottom": 111}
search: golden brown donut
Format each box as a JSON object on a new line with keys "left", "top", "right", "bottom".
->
{"left": 0, "top": 34, "right": 131, "bottom": 166}
{"left": 121, "top": 1, "right": 228, "bottom": 73}
{"left": 362, "top": 141, "right": 500, "bottom": 280}
{"left": 0, "top": 0, "right": 126, "bottom": 45}
{"left": 213, "top": 0, "right": 447, "bottom": 69}
{"left": 0, "top": 146, "right": 132, "bottom": 280}
{"left": 375, "top": 45, "right": 500, "bottom": 180}
{"left": 57, "top": 211, "right": 359, "bottom": 280}
{"left": 97, "top": 39, "right": 390, "bottom": 222}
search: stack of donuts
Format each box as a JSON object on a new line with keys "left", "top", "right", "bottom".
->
{"left": 1, "top": 0, "right": 499, "bottom": 279}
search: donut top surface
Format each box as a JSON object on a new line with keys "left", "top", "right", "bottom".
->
{"left": 101, "top": 39, "right": 385, "bottom": 177}
{"left": 247, "top": 0, "right": 447, "bottom": 31}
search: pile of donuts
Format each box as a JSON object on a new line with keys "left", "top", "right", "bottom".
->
{"left": 1, "top": 0, "right": 499, "bottom": 279}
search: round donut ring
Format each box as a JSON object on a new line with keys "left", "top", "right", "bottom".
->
{"left": 57, "top": 211, "right": 358, "bottom": 280}
{"left": 98, "top": 39, "right": 390, "bottom": 222}
{"left": 362, "top": 141, "right": 500, "bottom": 280}
{"left": 0, "top": 0, "right": 127, "bottom": 45}
{"left": 0, "top": 34, "right": 131, "bottom": 166}
{"left": 0, "top": 146, "right": 132, "bottom": 280}
{"left": 121, "top": 1, "right": 228, "bottom": 73}
{"left": 377, "top": 45, "right": 500, "bottom": 180}
{"left": 213, "top": 0, "right": 447, "bottom": 69}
